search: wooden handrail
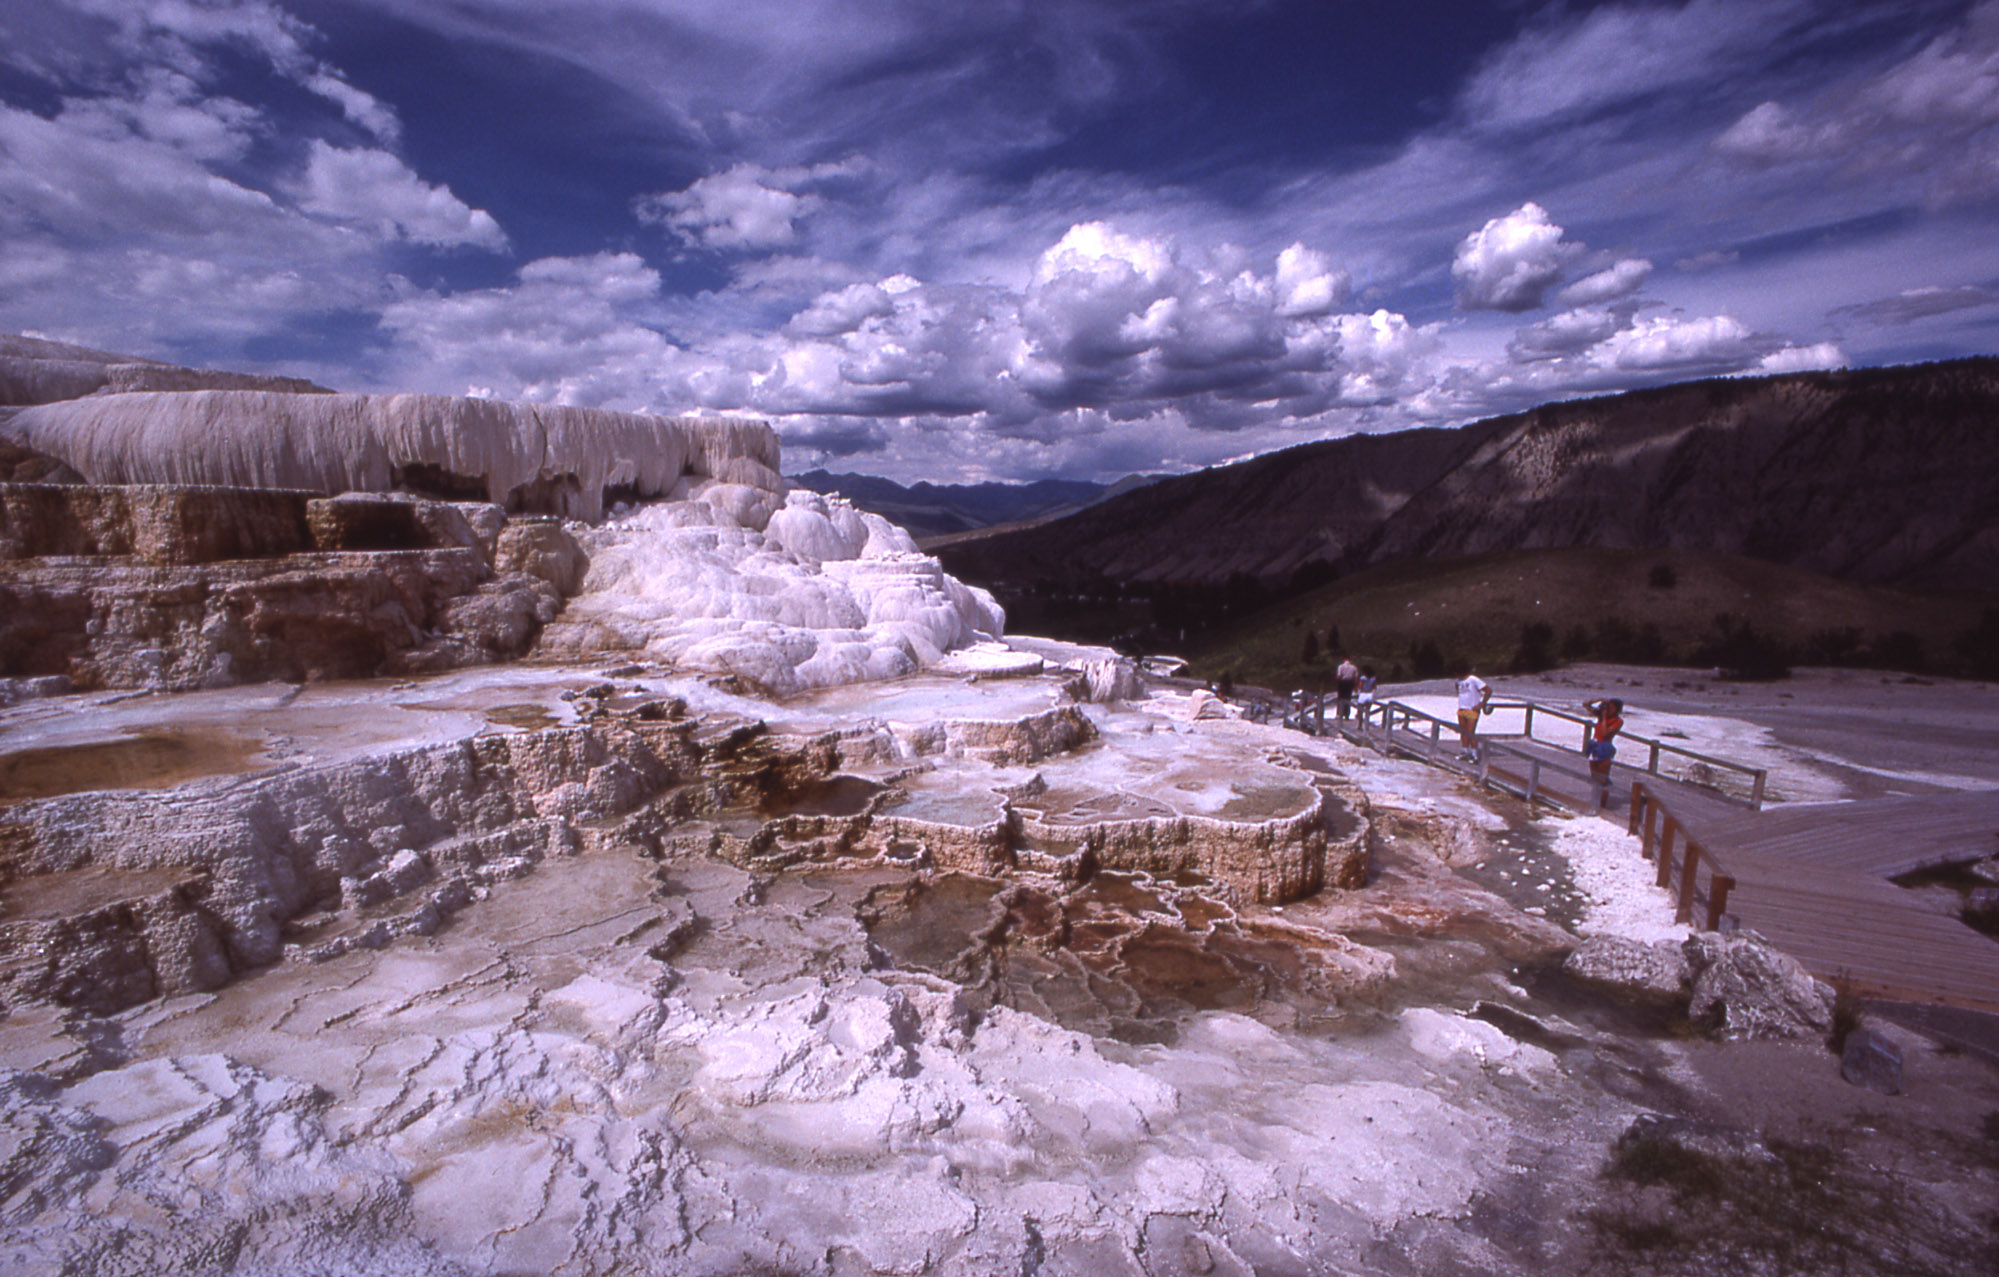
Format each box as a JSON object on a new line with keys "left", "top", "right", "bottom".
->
{"left": 1510, "top": 700, "right": 1767, "bottom": 807}
{"left": 1627, "top": 781, "right": 1735, "bottom": 931}
{"left": 1350, "top": 695, "right": 1767, "bottom": 810}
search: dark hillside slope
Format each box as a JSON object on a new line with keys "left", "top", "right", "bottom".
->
{"left": 790, "top": 470, "right": 1104, "bottom": 539}
{"left": 939, "top": 358, "right": 1999, "bottom": 595}
{"left": 938, "top": 420, "right": 1506, "bottom": 588}
{"left": 1365, "top": 362, "right": 1999, "bottom": 588}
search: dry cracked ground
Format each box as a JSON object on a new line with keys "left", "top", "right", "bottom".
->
{"left": 2, "top": 661, "right": 1997, "bottom": 1276}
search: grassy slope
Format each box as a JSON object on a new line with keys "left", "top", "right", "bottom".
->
{"left": 1185, "top": 545, "right": 1995, "bottom": 690}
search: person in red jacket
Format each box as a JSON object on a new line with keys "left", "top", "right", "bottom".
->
{"left": 1583, "top": 697, "right": 1624, "bottom": 807}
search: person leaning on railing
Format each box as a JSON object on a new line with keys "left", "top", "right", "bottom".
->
{"left": 1455, "top": 666, "right": 1491, "bottom": 761}
{"left": 1582, "top": 697, "right": 1625, "bottom": 807}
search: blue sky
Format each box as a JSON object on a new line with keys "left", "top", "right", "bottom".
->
{"left": 3, "top": 0, "right": 1997, "bottom": 483}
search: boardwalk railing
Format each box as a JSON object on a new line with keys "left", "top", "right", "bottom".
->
{"left": 1345, "top": 698, "right": 1599, "bottom": 809}
{"left": 1500, "top": 699, "right": 1768, "bottom": 809}
{"left": 1247, "top": 691, "right": 1768, "bottom": 811}
{"left": 1628, "top": 780, "right": 1736, "bottom": 931}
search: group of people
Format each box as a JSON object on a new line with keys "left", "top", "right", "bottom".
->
{"left": 1452, "top": 666, "right": 1626, "bottom": 805}
{"left": 1331, "top": 656, "right": 1376, "bottom": 720}
{"left": 1261, "top": 656, "right": 1630, "bottom": 809}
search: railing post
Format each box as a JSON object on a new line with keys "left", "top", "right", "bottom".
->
{"left": 1641, "top": 802, "right": 1659, "bottom": 860}
{"left": 1649, "top": 741, "right": 1661, "bottom": 775}
{"left": 1656, "top": 817, "right": 1678, "bottom": 887}
{"left": 1315, "top": 694, "right": 1325, "bottom": 736}
{"left": 1428, "top": 721, "right": 1439, "bottom": 762}
{"left": 1676, "top": 841, "right": 1701, "bottom": 924}
{"left": 1706, "top": 875, "right": 1734, "bottom": 932}
{"left": 1750, "top": 771, "right": 1767, "bottom": 811}
{"left": 1628, "top": 782, "right": 1645, "bottom": 836}
{"left": 1523, "top": 703, "right": 1534, "bottom": 740}
{"left": 1527, "top": 758, "right": 1540, "bottom": 806}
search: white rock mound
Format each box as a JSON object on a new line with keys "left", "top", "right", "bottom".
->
{"left": 543, "top": 486, "right": 1006, "bottom": 696}
{"left": 3, "top": 389, "right": 776, "bottom": 522}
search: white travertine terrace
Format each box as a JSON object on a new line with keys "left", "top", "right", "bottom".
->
{"left": 542, "top": 487, "right": 1007, "bottom": 695}
{"left": 3, "top": 389, "right": 778, "bottom": 522}
{"left": 3, "top": 389, "right": 1009, "bottom": 693}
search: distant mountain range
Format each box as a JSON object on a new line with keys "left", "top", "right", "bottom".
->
{"left": 937, "top": 358, "right": 1999, "bottom": 595}
{"left": 789, "top": 469, "right": 1123, "bottom": 540}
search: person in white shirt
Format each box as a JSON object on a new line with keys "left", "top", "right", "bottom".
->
{"left": 1455, "top": 667, "right": 1491, "bottom": 760}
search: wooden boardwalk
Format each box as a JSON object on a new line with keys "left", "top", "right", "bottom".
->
{"left": 1301, "top": 699, "right": 1999, "bottom": 1014}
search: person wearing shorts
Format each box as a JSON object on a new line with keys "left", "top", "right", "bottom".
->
{"left": 1583, "top": 697, "right": 1624, "bottom": 807}
{"left": 1455, "top": 668, "right": 1490, "bottom": 760}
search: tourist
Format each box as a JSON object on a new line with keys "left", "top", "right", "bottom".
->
{"left": 1356, "top": 666, "right": 1377, "bottom": 713}
{"left": 1334, "top": 655, "right": 1359, "bottom": 720}
{"left": 1455, "top": 666, "right": 1491, "bottom": 760}
{"left": 1583, "top": 697, "right": 1624, "bottom": 807}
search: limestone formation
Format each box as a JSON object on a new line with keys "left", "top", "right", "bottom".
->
{"left": 0, "top": 483, "right": 310, "bottom": 564}
{"left": 0, "top": 484, "right": 579, "bottom": 689}
{"left": 540, "top": 487, "right": 1005, "bottom": 696}
{"left": 0, "top": 663, "right": 1566, "bottom": 1274}
{"left": 3, "top": 389, "right": 775, "bottom": 522}
{"left": 2, "top": 383, "right": 1006, "bottom": 695}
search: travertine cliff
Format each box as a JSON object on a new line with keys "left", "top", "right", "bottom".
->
{"left": 5, "top": 388, "right": 778, "bottom": 522}
{"left": 0, "top": 485, "right": 579, "bottom": 689}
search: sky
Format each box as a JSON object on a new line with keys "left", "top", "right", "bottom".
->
{"left": 3, "top": 0, "right": 1998, "bottom": 485}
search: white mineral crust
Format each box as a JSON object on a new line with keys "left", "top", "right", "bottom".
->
{"left": 3, "top": 389, "right": 777, "bottom": 523}
{"left": 541, "top": 487, "right": 1005, "bottom": 695}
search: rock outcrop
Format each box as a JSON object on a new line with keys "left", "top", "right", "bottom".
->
{"left": 1561, "top": 934, "right": 1693, "bottom": 1003}
{"left": 0, "top": 483, "right": 312, "bottom": 563}
{"left": 1684, "top": 929, "right": 1837, "bottom": 1040}
{"left": 0, "top": 364, "right": 1008, "bottom": 695}
{"left": 0, "top": 484, "right": 582, "bottom": 689}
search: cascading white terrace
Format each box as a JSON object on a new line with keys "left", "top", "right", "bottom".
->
{"left": 542, "top": 483, "right": 1006, "bottom": 696}
{"left": 2, "top": 386, "right": 1006, "bottom": 694}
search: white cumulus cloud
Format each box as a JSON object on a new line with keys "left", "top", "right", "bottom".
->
{"left": 295, "top": 141, "right": 507, "bottom": 250}
{"left": 1758, "top": 341, "right": 1846, "bottom": 373}
{"left": 1587, "top": 313, "right": 1757, "bottom": 372}
{"left": 1556, "top": 257, "right": 1652, "bottom": 307}
{"left": 1273, "top": 242, "right": 1349, "bottom": 318}
{"left": 639, "top": 160, "right": 864, "bottom": 251}
{"left": 1451, "top": 201, "right": 1577, "bottom": 311}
